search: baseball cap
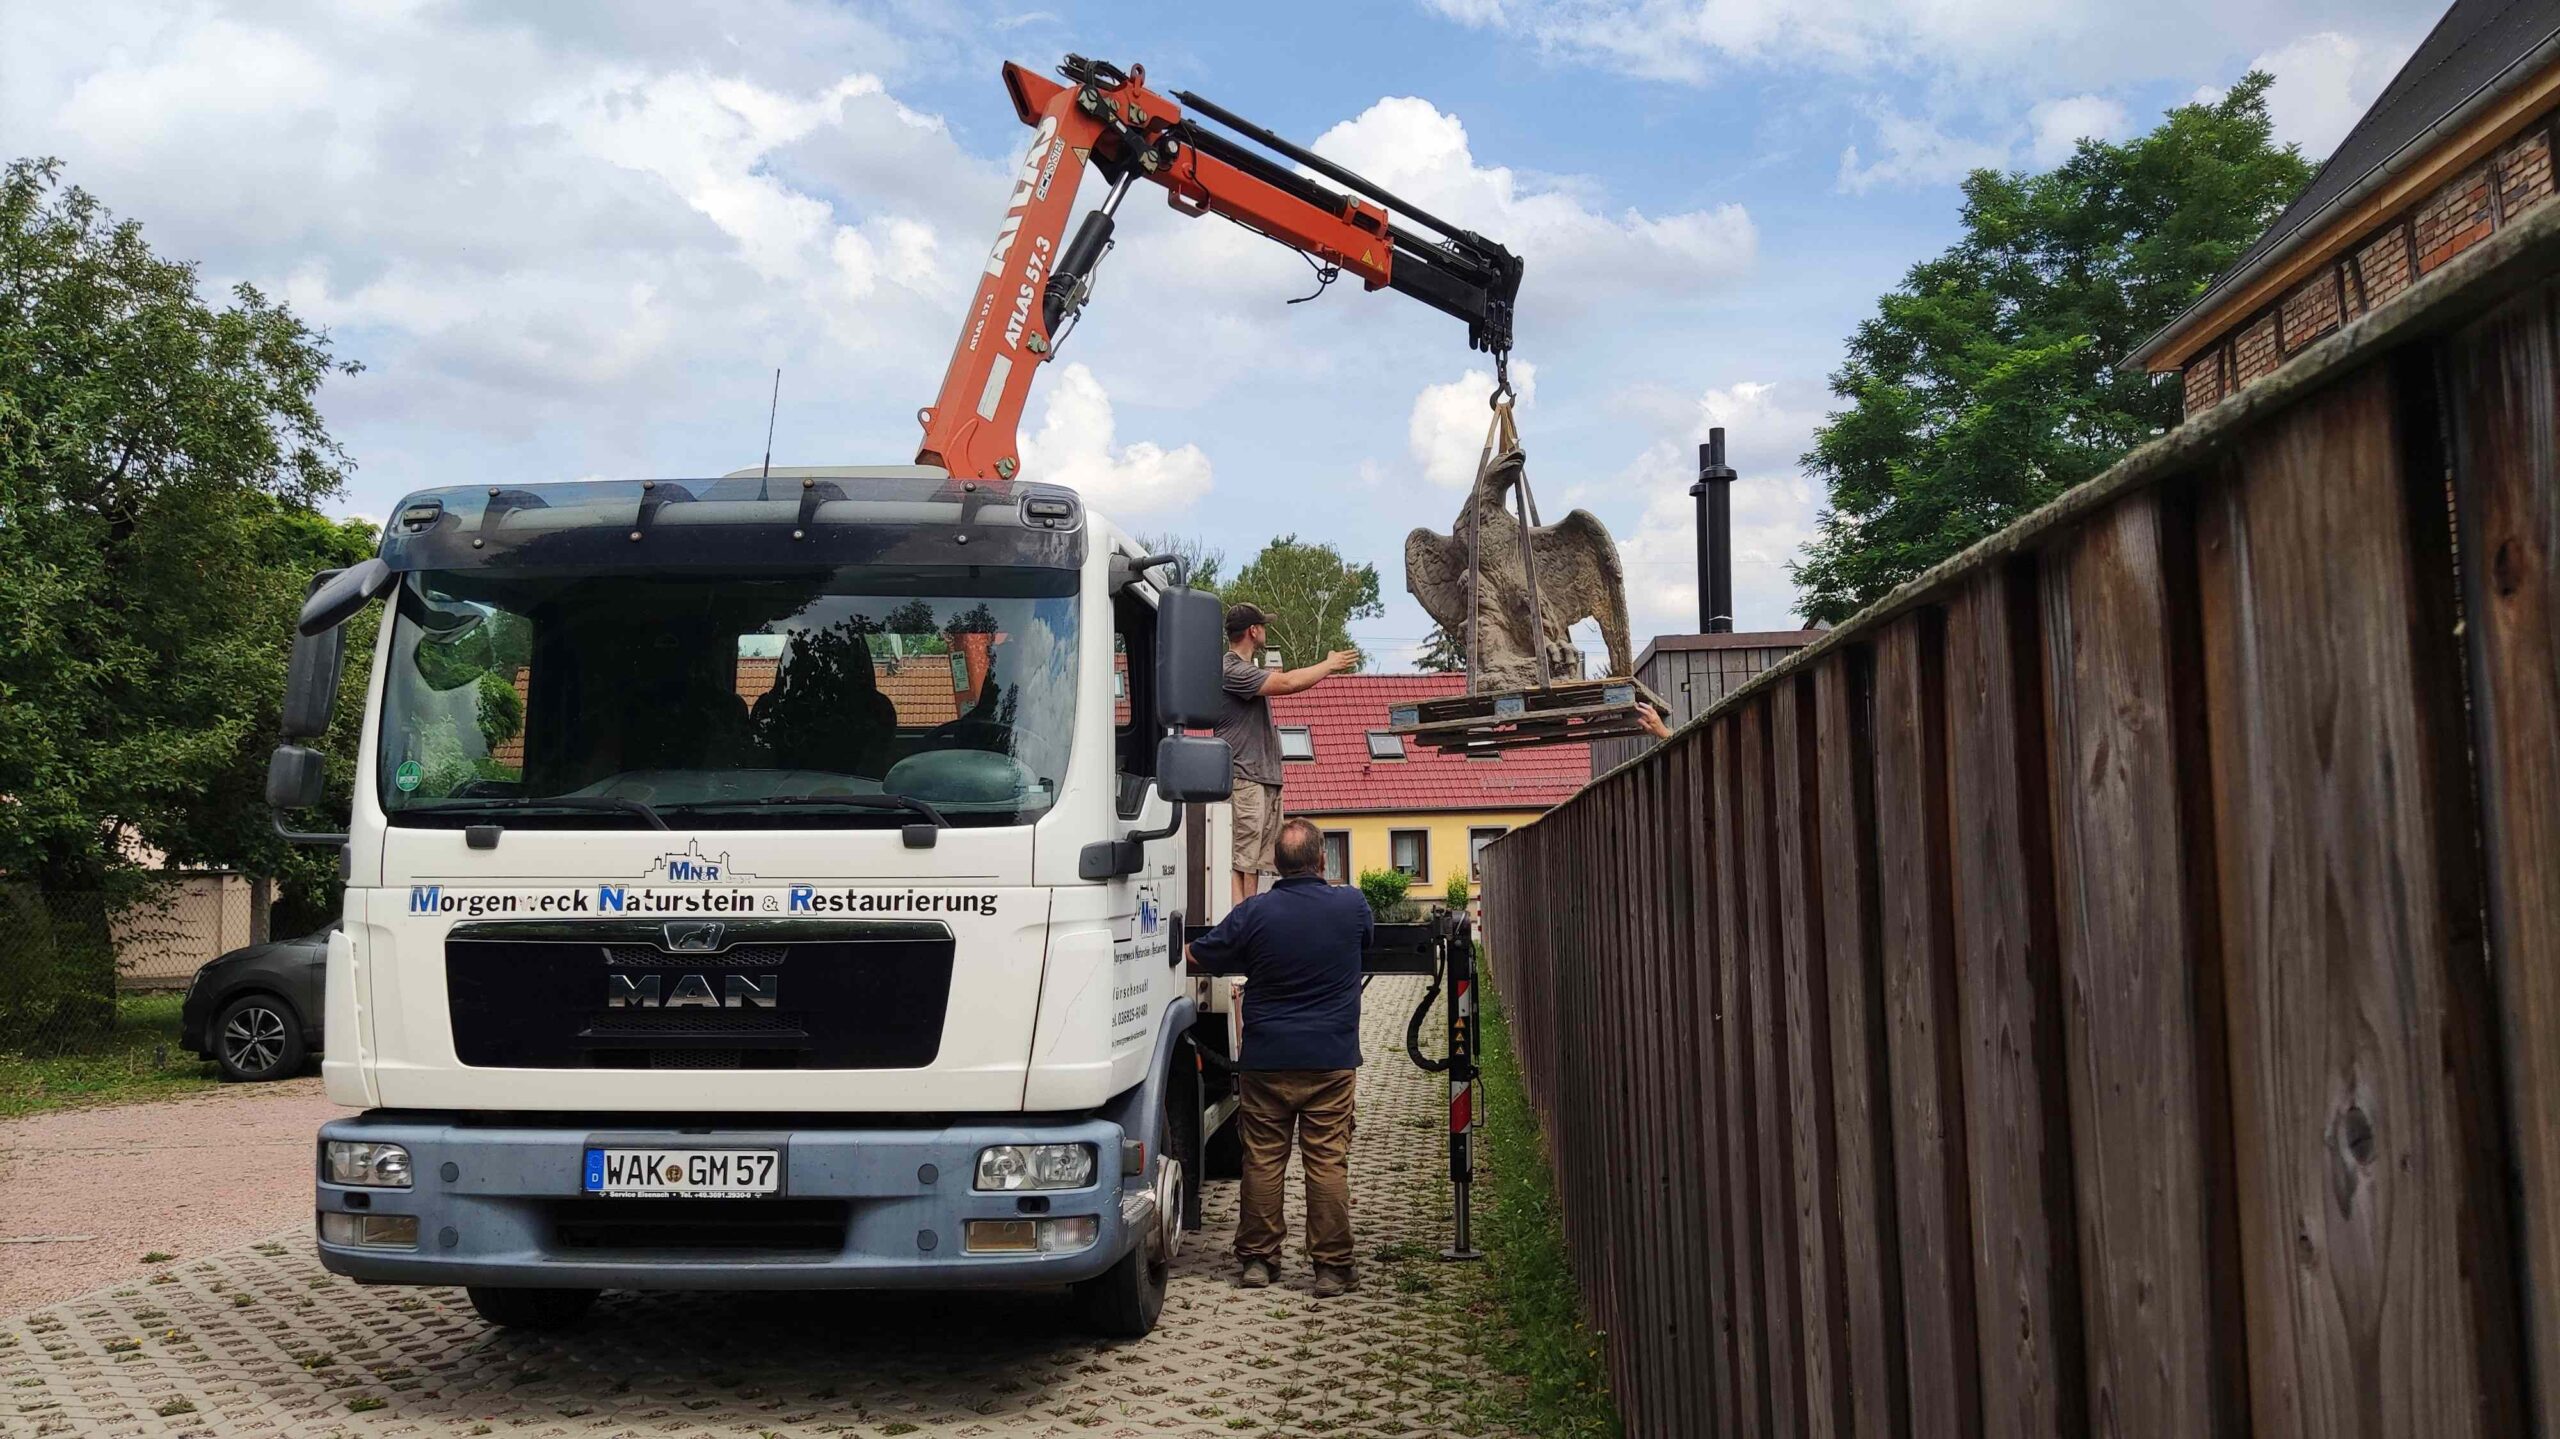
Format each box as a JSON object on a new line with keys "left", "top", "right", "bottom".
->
{"left": 1224, "top": 601, "right": 1274, "bottom": 639}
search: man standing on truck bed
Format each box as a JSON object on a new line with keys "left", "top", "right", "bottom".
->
{"left": 1185, "top": 818, "right": 1372, "bottom": 1296}
{"left": 1214, "top": 602, "right": 1355, "bottom": 904}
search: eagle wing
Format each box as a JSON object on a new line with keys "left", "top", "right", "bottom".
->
{"left": 1404, "top": 526, "right": 1470, "bottom": 631}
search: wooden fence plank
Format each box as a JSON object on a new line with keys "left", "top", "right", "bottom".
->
{"left": 1647, "top": 756, "right": 1711, "bottom": 1438}
{"left": 1814, "top": 651, "right": 1909, "bottom": 1438}
{"left": 1870, "top": 610, "right": 1983, "bottom": 1439}
{"left": 1715, "top": 718, "right": 1772, "bottom": 1439}
{"left": 2442, "top": 283, "right": 2560, "bottom": 1439}
{"left": 1943, "top": 564, "right": 2086, "bottom": 1439}
{"left": 1675, "top": 734, "right": 1740, "bottom": 1436}
{"left": 1774, "top": 674, "right": 1851, "bottom": 1438}
{"left": 2195, "top": 362, "right": 2521, "bottom": 1439}
{"left": 2040, "top": 492, "right": 2247, "bottom": 1436}
{"left": 1744, "top": 700, "right": 1807, "bottom": 1437}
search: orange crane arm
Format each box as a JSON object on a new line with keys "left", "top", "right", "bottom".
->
{"left": 917, "top": 55, "right": 1521, "bottom": 482}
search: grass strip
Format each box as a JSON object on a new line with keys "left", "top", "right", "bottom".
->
{"left": 0, "top": 993, "right": 217, "bottom": 1119}
{"left": 1464, "top": 964, "right": 1622, "bottom": 1438}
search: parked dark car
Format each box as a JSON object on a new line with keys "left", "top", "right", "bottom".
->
{"left": 180, "top": 927, "right": 332, "bottom": 1082}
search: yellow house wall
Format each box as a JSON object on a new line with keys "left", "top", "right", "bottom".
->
{"left": 1298, "top": 809, "right": 1549, "bottom": 899}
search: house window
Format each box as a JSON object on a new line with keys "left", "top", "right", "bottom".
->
{"left": 1469, "top": 826, "right": 1508, "bottom": 882}
{"left": 1390, "top": 829, "right": 1429, "bottom": 880}
{"left": 1279, "top": 726, "right": 1315, "bottom": 761}
{"left": 1366, "top": 731, "right": 1406, "bottom": 760}
{"left": 1321, "top": 830, "right": 1351, "bottom": 886}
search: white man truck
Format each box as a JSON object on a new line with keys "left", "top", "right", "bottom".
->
{"left": 266, "top": 50, "right": 1522, "bottom": 1338}
{"left": 269, "top": 471, "right": 1245, "bottom": 1336}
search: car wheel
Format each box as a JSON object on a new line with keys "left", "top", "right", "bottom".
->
{"left": 466, "top": 1287, "right": 600, "bottom": 1330}
{"left": 214, "top": 994, "right": 307, "bottom": 1083}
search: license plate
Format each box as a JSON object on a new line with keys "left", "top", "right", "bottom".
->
{"left": 583, "top": 1148, "right": 780, "bottom": 1198}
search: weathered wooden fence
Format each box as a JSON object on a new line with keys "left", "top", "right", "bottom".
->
{"left": 1480, "top": 197, "right": 2560, "bottom": 1439}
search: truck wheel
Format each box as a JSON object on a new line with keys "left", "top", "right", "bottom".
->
{"left": 1078, "top": 1114, "right": 1176, "bottom": 1338}
{"left": 465, "top": 1286, "right": 600, "bottom": 1331}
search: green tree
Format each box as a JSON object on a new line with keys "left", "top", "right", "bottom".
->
{"left": 1793, "top": 74, "right": 2314, "bottom": 622}
{"left": 1414, "top": 623, "right": 1467, "bottom": 673}
{"left": 1131, "top": 531, "right": 1224, "bottom": 593}
{"left": 0, "top": 158, "right": 367, "bottom": 995}
{"left": 1225, "top": 535, "right": 1383, "bottom": 671}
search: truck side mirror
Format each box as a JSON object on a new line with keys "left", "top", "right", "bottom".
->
{"left": 1154, "top": 735, "right": 1233, "bottom": 803}
{"left": 267, "top": 744, "right": 328, "bottom": 809}
{"left": 299, "top": 557, "right": 391, "bottom": 636}
{"left": 267, "top": 743, "right": 346, "bottom": 847}
{"left": 281, "top": 623, "right": 346, "bottom": 740}
{"left": 1154, "top": 586, "right": 1223, "bottom": 728}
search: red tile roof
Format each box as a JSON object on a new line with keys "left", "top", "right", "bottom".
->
{"left": 1270, "top": 673, "right": 1590, "bottom": 816}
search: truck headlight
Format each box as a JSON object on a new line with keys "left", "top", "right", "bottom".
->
{"left": 974, "top": 1143, "right": 1096, "bottom": 1191}
{"left": 324, "top": 1140, "right": 412, "bottom": 1188}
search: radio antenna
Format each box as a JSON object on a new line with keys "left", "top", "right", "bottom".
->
{"left": 759, "top": 368, "right": 782, "bottom": 481}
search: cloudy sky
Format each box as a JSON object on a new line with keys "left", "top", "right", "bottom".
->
{"left": 3, "top": 0, "right": 2433, "bottom": 664}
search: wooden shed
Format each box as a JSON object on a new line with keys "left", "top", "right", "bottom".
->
{"left": 1586, "top": 630, "right": 1820, "bottom": 777}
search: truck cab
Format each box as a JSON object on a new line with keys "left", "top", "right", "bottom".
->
{"left": 269, "top": 468, "right": 1235, "bottom": 1336}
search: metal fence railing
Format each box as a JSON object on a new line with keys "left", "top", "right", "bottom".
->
{"left": 1481, "top": 196, "right": 2560, "bottom": 1436}
{"left": 1, "top": 885, "right": 249, "bottom": 1060}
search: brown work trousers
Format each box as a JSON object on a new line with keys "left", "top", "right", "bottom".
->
{"left": 1234, "top": 1068, "right": 1358, "bottom": 1269}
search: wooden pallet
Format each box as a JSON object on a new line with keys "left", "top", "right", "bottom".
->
{"left": 1384, "top": 676, "right": 1669, "bottom": 755}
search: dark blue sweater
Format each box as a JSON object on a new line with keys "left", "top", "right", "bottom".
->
{"left": 1186, "top": 876, "right": 1373, "bottom": 1071}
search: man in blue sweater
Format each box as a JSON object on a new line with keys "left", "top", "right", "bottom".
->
{"left": 1185, "top": 818, "right": 1374, "bottom": 1296}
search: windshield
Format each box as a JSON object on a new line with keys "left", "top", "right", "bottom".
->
{"left": 377, "top": 566, "right": 1079, "bottom": 829}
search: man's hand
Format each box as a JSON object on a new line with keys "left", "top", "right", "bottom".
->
{"left": 1265, "top": 649, "right": 1361, "bottom": 696}
{"left": 1636, "top": 702, "right": 1672, "bottom": 740}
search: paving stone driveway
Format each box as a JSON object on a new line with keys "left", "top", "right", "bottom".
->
{"left": 0, "top": 977, "right": 1525, "bottom": 1438}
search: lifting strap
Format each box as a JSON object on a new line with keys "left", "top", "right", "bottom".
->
{"left": 1460, "top": 391, "right": 1552, "bottom": 693}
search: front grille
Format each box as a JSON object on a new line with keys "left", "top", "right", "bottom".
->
{"left": 582, "top": 1012, "right": 804, "bottom": 1037}
{"left": 548, "top": 1198, "right": 849, "bottom": 1255}
{"left": 649, "top": 1048, "right": 743, "bottom": 1070}
{"left": 604, "top": 944, "right": 787, "bottom": 968}
{"left": 445, "top": 920, "right": 955, "bottom": 1071}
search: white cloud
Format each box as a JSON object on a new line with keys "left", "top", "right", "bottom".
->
{"left": 2246, "top": 31, "right": 2412, "bottom": 158}
{"left": 1415, "top": 0, "right": 2425, "bottom": 91}
{"left": 0, "top": 0, "right": 1001, "bottom": 495}
{"left": 1309, "top": 98, "right": 1755, "bottom": 324}
{"left": 1421, "top": 0, "right": 1512, "bottom": 22}
{"left": 1836, "top": 106, "right": 2011, "bottom": 193}
{"left": 1607, "top": 379, "right": 1823, "bottom": 635}
{"left": 1018, "top": 364, "right": 1214, "bottom": 519}
{"left": 2028, "top": 94, "right": 2132, "bottom": 165}
{"left": 1408, "top": 363, "right": 1538, "bottom": 489}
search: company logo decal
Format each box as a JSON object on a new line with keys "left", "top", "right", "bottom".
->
{"left": 639, "top": 840, "right": 754, "bottom": 884}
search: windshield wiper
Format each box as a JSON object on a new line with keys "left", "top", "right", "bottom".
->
{"left": 662, "top": 794, "right": 950, "bottom": 828}
{"left": 412, "top": 796, "right": 670, "bottom": 830}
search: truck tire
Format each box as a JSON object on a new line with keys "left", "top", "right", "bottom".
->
{"left": 465, "top": 1286, "right": 600, "bottom": 1331}
{"left": 1077, "top": 1111, "right": 1176, "bottom": 1338}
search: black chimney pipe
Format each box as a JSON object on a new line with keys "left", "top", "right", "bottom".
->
{"left": 1692, "top": 427, "right": 1735, "bottom": 633}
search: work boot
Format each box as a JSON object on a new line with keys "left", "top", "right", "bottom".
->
{"left": 1312, "top": 1265, "right": 1357, "bottom": 1298}
{"left": 1237, "top": 1258, "right": 1275, "bottom": 1289}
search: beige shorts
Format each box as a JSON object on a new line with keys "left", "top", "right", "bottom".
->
{"left": 1231, "top": 782, "right": 1284, "bottom": 876}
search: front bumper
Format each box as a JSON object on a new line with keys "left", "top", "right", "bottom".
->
{"left": 314, "top": 1113, "right": 1141, "bottom": 1290}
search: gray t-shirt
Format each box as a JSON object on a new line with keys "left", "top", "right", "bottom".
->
{"left": 1213, "top": 650, "right": 1283, "bottom": 785}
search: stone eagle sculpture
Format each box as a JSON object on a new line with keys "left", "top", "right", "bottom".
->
{"left": 1405, "top": 446, "right": 1634, "bottom": 692}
